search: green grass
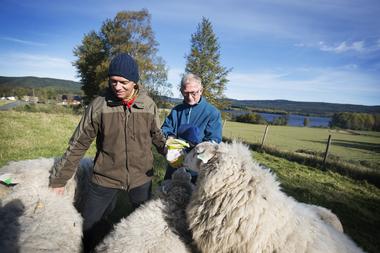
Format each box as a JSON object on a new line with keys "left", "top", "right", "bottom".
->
{"left": 1, "top": 111, "right": 379, "bottom": 252}
{"left": 223, "top": 121, "right": 380, "bottom": 169}
{"left": 0, "top": 100, "right": 14, "bottom": 106}
{"left": 13, "top": 103, "right": 85, "bottom": 115}
{"left": 0, "top": 111, "right": 95, "bottom": 166}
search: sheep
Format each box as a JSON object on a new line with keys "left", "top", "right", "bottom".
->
{"left": 184, "top": 141, "right": 364, "bottom": 253}
{"left": 255, "top": 166, "right": 344, "bottom": 233}
{"left": 95, "top": 168, "right": 194, "bottom": 253}
{"left": 0, "top": 157, "right": 93, "bottom": 252}
{"left": 306, "top": 204, "right": 344, "bottom": 233}
{"left": 0, "top": 157, "right": 93, "bottom": 200}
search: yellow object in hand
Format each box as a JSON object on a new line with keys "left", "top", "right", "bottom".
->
{"left": 165, "top": 138, "right": 190, "bottom": 168}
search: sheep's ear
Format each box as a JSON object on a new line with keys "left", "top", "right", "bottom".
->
{"left": 196, "top": 142, "right": 218, "bottom": 164}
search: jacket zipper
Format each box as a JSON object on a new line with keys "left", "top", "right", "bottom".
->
{"left": 187, "top": 107, "right": 192, "bottom": 124}
{"left": 124, "top": 106, "right": 129, "bottom": 190}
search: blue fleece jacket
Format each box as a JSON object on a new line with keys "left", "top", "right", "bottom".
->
{"left": 161, "top": 97, "right": 222, "bottom": 143}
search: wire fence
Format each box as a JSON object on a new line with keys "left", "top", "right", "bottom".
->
{"left": 222, "top": 121, "right": 380, "bottom": 171}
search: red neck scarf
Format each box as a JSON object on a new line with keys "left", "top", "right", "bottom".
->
{"left": 122, "top": 96, "right": 137, "bottom": 108}
{"left": 122, "top": 88, "right": 138, "bottom": 108}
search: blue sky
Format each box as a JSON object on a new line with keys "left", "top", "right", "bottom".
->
{"left": 0, "top": 0, "right": 379, "bottom": 105}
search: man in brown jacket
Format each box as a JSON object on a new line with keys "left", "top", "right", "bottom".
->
{"left": 49, "top": 53, "right": 166, "bottom": 252}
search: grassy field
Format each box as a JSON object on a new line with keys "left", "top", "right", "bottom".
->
{"left": 0, "top": 100, "right": 14, "bottom": 106}
{"left": 1, "top": 110, "right": 379, "bottom": 252}
{"left": 0, "top": 111, "right": 96, "bottom": 166}
{"left": 224, "top": 121, "right": 380, "bottom": 169}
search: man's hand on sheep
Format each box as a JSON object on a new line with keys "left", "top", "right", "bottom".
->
{"left": 51, "top": 186, "right": 65, "bottom": 195}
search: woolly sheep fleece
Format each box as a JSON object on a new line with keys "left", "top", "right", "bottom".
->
{"left": 185, "top": 141, "right": 364, "bottom": 253}
{"left": 0, "top": 157, "right": 93, "bottom": 252}
{"left": 95, "top": 168, "right": 194, "bottom": 253}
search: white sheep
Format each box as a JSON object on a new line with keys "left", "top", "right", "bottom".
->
{"left": 95, "top": 168, "right": 194, "bottom": 253}
{"left": 306, "top": 204, "right": 344, "bottom": 233}
{"left": 185, "top": 141, "right": 364, "bottom": 253}
{"left": 0, "top": 157, "right": 93, "bottom": 252}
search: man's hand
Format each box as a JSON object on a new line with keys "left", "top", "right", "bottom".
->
{"left": 51, "top": 186, "right": 65, "bottom": 195}
{"left": 167, "top": 135, "right": 175, "bottom": 141}
{"left": 164, "top": 135, "right": 176, "bottom": 155}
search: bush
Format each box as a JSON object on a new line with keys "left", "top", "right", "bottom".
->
{"left": 330, "top": 112, "right": 379, "bottom": 131}
{"left": 235, "top": 112, "right": 267, "bottom": 124}
{"left": 272, "top": 115, "right": 289, "bottom": 125}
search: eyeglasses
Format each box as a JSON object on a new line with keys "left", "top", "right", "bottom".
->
{"left": 109, "top": 79, "right": 133, "bottom": 87}
{"left": 181, "top": 89, "right": 202, "bottom": 97}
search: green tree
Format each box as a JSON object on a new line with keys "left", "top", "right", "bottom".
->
{"left": 303, "top": 117, "right": 309, "bottom": 127}
{"left": 373, "top": 114, "right": 380, "bottom": 131}
{"left": 13, "top": 87, "right": 28, "bottom": 99}
{"left": 272, "top": 115, "right": 289, "bottom": 126}
{"left": 185, "top": 17, "right": 231, "bottom": 109}
{"left": 73, "top": 9, "right": 171, "bottom": 104}
{"left": 235, "top": 113, "right": 267, "bottom": 124}
{"left": 330, "top": 112, "right": 376, "bottom": 131}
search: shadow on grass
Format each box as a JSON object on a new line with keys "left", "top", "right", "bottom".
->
{"left": 222, "top": 137, "right": 380, "bottom": 187}
{"left": 332, "top": 139, "right": 380, "bottom": 153}
{"left": 304, "top": 139, "right": 380, "bottom": 153}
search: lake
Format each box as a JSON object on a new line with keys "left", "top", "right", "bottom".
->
{"left": 224, "top": 110, "right": 331, "bottom": 127}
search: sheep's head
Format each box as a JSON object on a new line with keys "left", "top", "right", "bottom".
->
{"left": 183, "top": 142, "right": 219, "bottom": 172}
{"left": 159, "top": 168, "right": 194, "bottom": 196}
{"left": 172, "top": 167, "right": 192, "bottom": 183}
{"left": 185, "top": 141, "right": 258, "bottom": 197}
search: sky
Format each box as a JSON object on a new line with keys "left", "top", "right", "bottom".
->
{"left": 0, "top": 0, "right": 379, "bottom": 105}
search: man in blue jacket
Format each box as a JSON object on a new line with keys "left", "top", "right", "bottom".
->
{"left": 161, "top": 73, "right": 222, "bottom": 181}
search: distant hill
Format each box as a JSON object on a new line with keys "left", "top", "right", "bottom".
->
{"left": 227, "top": 99, "right": 380, "bottom": 116}
{"left": 162, "top": 96, "right": 380, "bottom": 116}
{"left": 0, "top": 76, "right": 83, "bottom": 94}
{"left": 2, "top": 76, "right": 379, "bottom": 116}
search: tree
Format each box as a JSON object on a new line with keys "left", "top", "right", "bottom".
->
{"left": 330, "top": 112, "right": 377, "bottom": 131}
{"left": 303, "top": 117, "right": 309, "bottom": 127}
{"left": 73, "top": 9, "right": 171, "bottom": 104}
{"left": 185, "top": 17, "right": 231, "bottom": 109}
{"left": 272, "top": 115, "right": 289, "bottom": 126}
{"left": 235, "top": 113, "right": 267, "bottom": 125}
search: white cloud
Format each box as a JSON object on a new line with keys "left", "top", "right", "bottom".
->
{"left": 296, "top": 40, "right": 380, "bottom": 54}
{"left": 319, "top": 41, "right": 365, "bottom": 53}
{"left": 1, "top": 37, "right": 47, "bottom": 47}
{"left": 0, "top": 53, "right": 78, "bottom": 81}
{"left": 9, "top": 53, "right": 71, "bottom": 68}
{"left": 165, "top": 64, "right": 380, "bottom": 105}
{"left": 225, "top": 67, "right": 380, "bottom": 105}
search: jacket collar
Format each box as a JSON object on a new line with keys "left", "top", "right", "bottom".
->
{"left": 106, "top": 88, "right": 146, "bottom": 109}
{"left": 182, "top": 96, "right": 205, "bottom": 108}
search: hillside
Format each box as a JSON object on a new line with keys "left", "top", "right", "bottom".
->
{"left": 0, "top": 76, "right": 82, "bottom": 94}
{"left": 162, "top": 96, "right": 380, "bottom": 116}
{"left": 228, "top": 99, "right": 380, "bottom": 116}
{"left": 2, "top": 76, "right": 379, "bottom": 116}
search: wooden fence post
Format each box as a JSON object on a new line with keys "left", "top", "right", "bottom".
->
{"left": 261, "top": 125, "right": 269, "bottom": 148}
{"left": 323, "top": 134, "right": 332, "bottom": 164}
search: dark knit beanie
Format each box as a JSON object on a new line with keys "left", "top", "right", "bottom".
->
{"left": 108, "top": 53, "right": 139, "bottom": 83}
